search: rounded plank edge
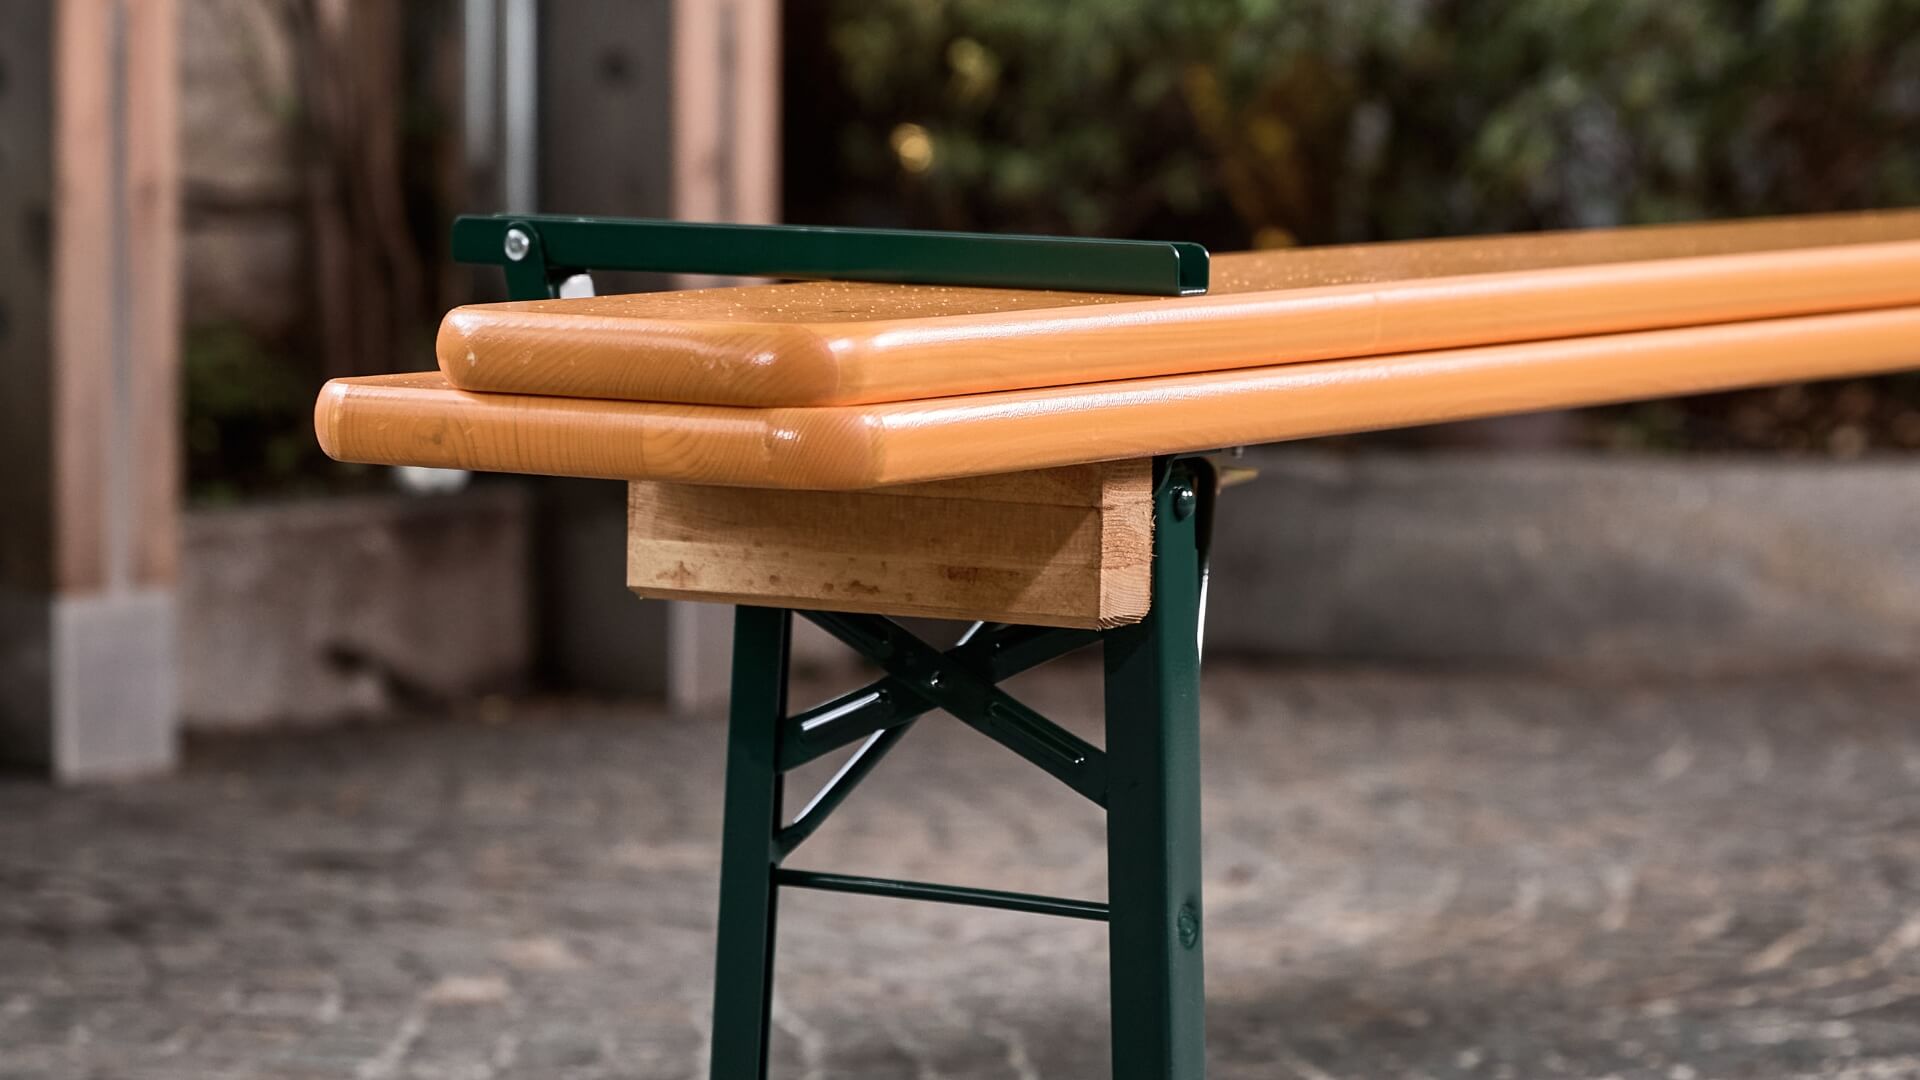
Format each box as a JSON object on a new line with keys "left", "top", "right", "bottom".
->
{"left": 316, "top": 305, "right": 1920, "bottom": 490}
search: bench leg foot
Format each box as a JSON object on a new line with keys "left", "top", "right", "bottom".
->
{"left": 1103, "top": 459, "right": 1208, "bottom": 1080}
{"left": 709, "top": 606, "right": 791, "bottom": 1080}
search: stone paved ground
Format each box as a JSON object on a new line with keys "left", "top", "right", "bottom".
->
{"left": 4, "top": 660, "right": 1920, "bottom": 1079}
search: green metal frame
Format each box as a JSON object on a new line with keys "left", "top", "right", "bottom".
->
{"left": 454, "top": 213, "right": 1210, "bottom": 297}
{"left": 709, "top": 457, "right": 1215, "bottom": 1079}
{"left": 471, "top": 215, "right": 1218, "bottom": 1077}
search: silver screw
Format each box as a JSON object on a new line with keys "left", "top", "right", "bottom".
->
{"left": 503, "top": 227, "right": 532, "bottom": 262}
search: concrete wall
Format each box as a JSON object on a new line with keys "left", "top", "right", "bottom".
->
{"left": 179, "top": 487, "right": 532, "bottom": 728}
{"left": 166, "top": 452, "right": 1920, "bottom": 727}
{"left": 1209, "top": 449, "right": 1920, "bottom": 674}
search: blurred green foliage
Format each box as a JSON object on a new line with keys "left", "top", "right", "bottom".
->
{"left": 185, "top": 325, "right": 370, "bottom": 503}
{"left": 812, "top": 0, "right": 1920, "bottom": 451}
{"left": 825, "top": 0, "right": 1920, "bottom": 245}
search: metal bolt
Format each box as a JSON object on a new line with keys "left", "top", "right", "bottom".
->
{"left": 1177, "top": 903, "right": 1200, "bottom": 949}
{"left": 503, "top": 227, "right": 532, "bottom": 262}
{"left": 1172, "top": 484, "right": 1196, "bottom": 521}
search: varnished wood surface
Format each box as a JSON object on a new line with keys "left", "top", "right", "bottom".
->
{"left": 437, "top": 209, "right": 1920, "bottom": 406}
{"left": 627, "top": 461, "right": 1151, "bottom": 628}
{"left": 322, "top": 305, "right": 1920, "bottom": 490}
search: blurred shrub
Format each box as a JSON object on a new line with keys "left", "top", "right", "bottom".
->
{"left": 185, "top": 324, "right": 371, "bottom": 503}
{"left": 823, "top": 0, "right": 1920, "bottom": 244}
{"left": 808, "top": 0, "right": 1920, "bottom": 451}
{"left": 182, "top": 0, "right": 459, "bottom": 500}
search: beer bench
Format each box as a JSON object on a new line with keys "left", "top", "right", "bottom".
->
{"left": 315, "top": 210, "right": 1920, "bottom": 1078}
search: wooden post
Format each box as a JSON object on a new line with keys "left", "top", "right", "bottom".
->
{"left": 672, "top": 0, "right": 780, "bottom": 228}
{"left": 0, "top": 0, "right": 181, "bottom": 780}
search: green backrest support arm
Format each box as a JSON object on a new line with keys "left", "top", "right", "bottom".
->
{"left": 452, "top": 213, "right": 1209, "bottom": 300}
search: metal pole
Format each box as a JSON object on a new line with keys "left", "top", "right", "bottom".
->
{"left": 461, "top": 0, "right": 497, "bottom": 180}
{"left": 1102, "top": 460, "right": 1209, "bottom": 1079}
{"left": 708, "top": 606, "right": 791, "bottom": 1080}
{"left": 500, "top": 0, "right": 537, "bottom": 213}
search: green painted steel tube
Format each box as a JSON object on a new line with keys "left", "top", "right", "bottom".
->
{"left": 1102, "top": 459, "right": 1210, "bottom": 1080}
{"left": 708, "top": 607, "right": 792, "bottom": 1080}
{"left": 800, "top": 611, "right": 1110, "bottom": 807}
{"left": 779, "top": 625, "right": 1098, "bottom": 772}
{"left": 454, "top": 213, "right": 1210, "bottom": 296}
{"left": 772, "top": 722, "right": 918, "bottom": 861}
{"left": 774, "top": 869, "right": 1110, "bottom": 923}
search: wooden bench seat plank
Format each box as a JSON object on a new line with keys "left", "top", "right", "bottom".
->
{"left": 436, "top": 210, "right": 1920, "bottom": 407}
{"left": 321, "top": 305, "right": 1920, "bottom": 490}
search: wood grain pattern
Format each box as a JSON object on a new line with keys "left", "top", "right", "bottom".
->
{"left": 626, "top": 460, "right": 1151, "bottom": 628}
{"left": 45, "top": 0, "right": 181, "bottom": 593}
{"left": 127, "top": 0, "right": 180, "bottom": 588}
{"left": 670, "top": 0, "right": 778, "bottom": 292}
{"left": 322, "top": 305, "right": 1920, "bottom": 490}
{"left": 437, "top": 210, "right": 1920, "bottom": 406}
{"left": 52, "top": 0, "right": 114, "bottom": 591}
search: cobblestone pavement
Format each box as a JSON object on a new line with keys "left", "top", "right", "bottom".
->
{"left": 4, "top": 660, "right": 1920, "bottom": 1079}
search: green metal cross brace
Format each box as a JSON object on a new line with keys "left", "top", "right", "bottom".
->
{"left": 770, "top": 621, "right": 1105, "bottom": 862}
{"left": 778, "top": 624, "right": 1100, "bottom": 772}
{"left": 799, "top": 611, "right": 1111, "bottom": 807}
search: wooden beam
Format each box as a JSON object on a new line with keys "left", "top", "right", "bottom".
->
{"left": 53, "top": 0, "right": 180, "bottom": 589}
{"left": 627, "top": 461, "right": 1153, "bottom": 629}
{"left": 126, "top": 0, "right": 181, "bottom": 589}
{"left": 671, "top": 0, "right": 779, "bottom": 226}
{"left": 0, "top": 0, "right": 181, "bottom": 780}
{"left": 51, "top": 0, "right": 115, "bottom": 593}
{"left": 670, "top": 0, "right": 778, "bottom": 297}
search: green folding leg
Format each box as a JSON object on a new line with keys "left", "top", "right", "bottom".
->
{"left": 1104, "top": 460, "right": 1208, "bottom": 1079}
{"left": 709, "top": 606, "right": 791, "bottom": 1078}
{"left": 705, "top": 458, "right": 1212, "bottom": 1079}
